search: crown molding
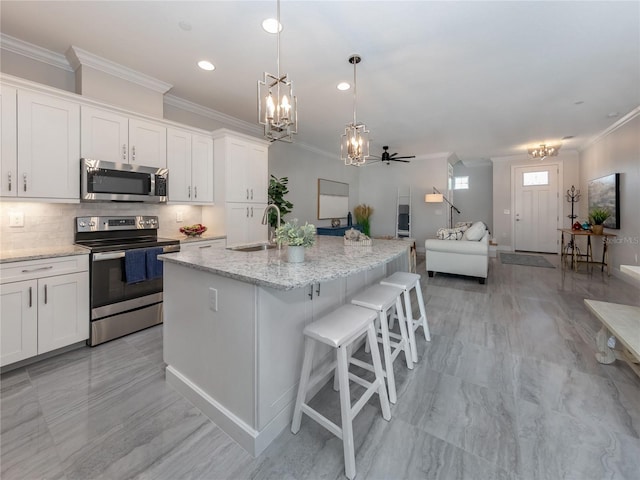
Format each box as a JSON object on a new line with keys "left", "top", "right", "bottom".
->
{"left": 65, "top": 45, "right": 172, "bottom": 93}
{"left": 581, "top": 105, "right": 640, "bottom": 152}
{"left": 0, "top": 33, "right": 73, "bottom": 72}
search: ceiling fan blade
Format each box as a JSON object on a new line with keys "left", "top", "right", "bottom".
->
{"left": 389, "top": 152, "right": 398, "bottom": 157}
{"left": 391, "top": 159, "right": 411, "bottom": 163}
{"left": 393, "top": 155, "right": 415, "bottom": 160}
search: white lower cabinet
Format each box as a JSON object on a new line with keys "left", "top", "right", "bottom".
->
{"left": 225, "top": 202, "right": 268, "bottom": 245}
{"left": 0, "top": 255, "right": 89, "bottom": 367}
{"left": 179, "top": 238, "right": 225, "bottom": 252}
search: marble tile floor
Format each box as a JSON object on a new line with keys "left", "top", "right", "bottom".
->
{"left": 2, "top": 254, "right": 639, "bottom": 479}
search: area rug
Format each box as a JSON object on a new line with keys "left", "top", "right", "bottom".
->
{"left": 500, "top": 253, "right": 555, "bottom": 268}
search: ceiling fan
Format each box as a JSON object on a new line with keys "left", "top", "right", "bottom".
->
{"left": 370, "top": 146, "right": 415, "bottom": 165}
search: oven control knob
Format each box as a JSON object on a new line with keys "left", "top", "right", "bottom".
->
{"left": 79, "top": 221, "right": 86, "bottom": 227}
{"left": 89, "top": 221, "right": 95, "bottom": 227}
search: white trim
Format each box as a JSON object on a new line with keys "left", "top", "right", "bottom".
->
{"left": 65, "top": 45, "right": 172, "bottom": 94}
{"left": 581, "top": 106, "right": 640, "bottom": 151}
{"left": 0, "top": 33, "right": 73, "bottom": 72}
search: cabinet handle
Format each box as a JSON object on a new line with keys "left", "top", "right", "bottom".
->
{"left": 7, "top": 172, "right": 11, "bottom": 191}
{"left": 132, "top": 146, "right": 136, "bottom": 162}
{"left": 308, "top": 284, "right": 314, "bottom": 300}
{"left": 194, "top": 186, "right": 198, "bottom": 199}
{"left": 316, "top": 283, "right": 321, "bottom": 296}
{"left": 188, "top": 186, "right": 191, "bottom": 198}
{"left": 246, "top": 188, "right": 249, "bottom": 200}
{"left": 122, "top": 144, "right": 127, "bottom": 160}
{"left": 199, "top": 245, "right": 212, "bottom": 249}
{"left": 246, "top": 207, "right": 249, "bottom": 218}
{"left": 21, "top": 266, "right": 53, "bottom": 274}
{"left": 251, "top": 189, "right": 254, "bottom": 200}
{"left": 44, "top": 284, "right": 48, "bottom": 304}
{"left": 29, "top": 286, "right": 32, "bottom": 307}
{"left": 23, "top": 173, "right": 27, "bottom": 192}
{"left": 251, "top": 207, "right": 254, "bottom": 217}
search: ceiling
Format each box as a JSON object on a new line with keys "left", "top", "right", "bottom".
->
{"left": 1, "top": 1, "right": 639, "bottom": 162}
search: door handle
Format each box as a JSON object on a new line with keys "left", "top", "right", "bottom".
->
{"left": 316, "top": 283, "right": 321, "bottom": 296}
{"left": 246, "top": 207, "right": 249, "bottom": 218}
{"left": 188, "top": 186, "right": 191, "bottom": 198}
{"left": 308, "top": 284, "right": 314, "bottom": 300}
{"left": 250, "top": 189, "right": 253, "bottom": 200}
{"left": 23, "top": 173, "right": 27, "bottom": 192}
{"left": 251, "top": 207, "right": 254, "bottom": 217}
{"left": 21, "top": 265, "right": 53, "bottom": 273}
{"left": 246, "top": 188, "right": 249, "bottom": 200}
{"left": 132, "top": 146, "right": 136, "bottom": 162}
{"left": 194, "top": 186, "right": 198, "bottom": 199}
{"left": 8, "top": 172, "right": 11, "bottom": 191}
{"left": 44, "top": 284, "right": 48, "bottom": 304}
{"left": 29, "top": 286, "right": 32, "bottom": 307}
{"left": 122, "top": 144, "right": 127, "bottom": 160}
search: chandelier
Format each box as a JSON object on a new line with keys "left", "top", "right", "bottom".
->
{"left": 528, "top": 144, "right": 560, "bottom": 160}
{"left": 341, "top": 54, "right": 370, "bottom": 166}
{"left": 258, "top": 0, "right": 297, "bottom": 142}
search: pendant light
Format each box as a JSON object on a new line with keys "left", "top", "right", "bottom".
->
{"left": 258, "top": 0, "right": 297, "bottom": 142}
{"left": 341, "top": 54, "right": 370, "bottom": 166}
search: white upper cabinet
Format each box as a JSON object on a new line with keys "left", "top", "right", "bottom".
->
{"left": 0, "top": 86, "right": 18, "bottom": 197}
{"left": 214, "top": 129, "right": 269, "bottom": 204}
{"left": 16, "top": 90, "right": 80, "bottom": 200}
{"left": 81, "top": 105, "right": 167, "bottom": 168}
{"left": 167, "top": 128, "right": 213, "bottom": 204}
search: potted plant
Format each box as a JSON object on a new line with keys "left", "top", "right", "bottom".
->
{"left": 267, "top": 175, "right": 294, "bottom": 228}
{"left": 589, "top": 207, "right": 610, "bottom": 235}
{"left": 354, "top": 204, "right": 373, "bottom": 237}
{"left": 275, "top": 218, "right": 316, "bottom": 263}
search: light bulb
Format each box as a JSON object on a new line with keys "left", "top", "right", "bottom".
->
{"left": 281, "top": 95, "right": 290, "bottom": 120}
{"left": 266, "top": 93, "right": 275, "bottom": 121}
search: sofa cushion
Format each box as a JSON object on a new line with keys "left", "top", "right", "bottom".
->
{"left": 463, "top": 221, "right": 487, "bottom": 241}
{"left": 426, "top": 233, "right": 489, "bottom": 255}
{"left": 436, "top": 227, "right": 465, "bottom": 240}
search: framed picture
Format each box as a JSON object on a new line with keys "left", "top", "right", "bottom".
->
{"left": 588, "top": 173, "right": 620, "bottom": 229}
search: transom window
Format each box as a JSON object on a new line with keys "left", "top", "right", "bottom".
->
{"left": 453, "top": 176, "right": 469, "bottom": 190}
{"left": 523, "top": 171, "right": 549, "bottom": 186}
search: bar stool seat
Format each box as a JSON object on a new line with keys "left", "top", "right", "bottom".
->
{"left": 381, "top": 271, "right": 431, "bottom": 363}
{"left": 291, "top": 304, "right": 391, "bottom": 480}
{"left": 350, "top": 284, "right": 413, "bottom": 404}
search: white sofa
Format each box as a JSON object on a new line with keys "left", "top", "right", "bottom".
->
{"left": 425, "top": 226, "right": 489, "bottom": 284}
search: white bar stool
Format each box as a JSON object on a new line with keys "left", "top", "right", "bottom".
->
{"left": 350, "top": 284, "right": 413, "bottom": 404}
{"left": 291, "top": 304, "right": 391, "bottom": 480}
{"left": 381, "top": 271, "right": 431, "bottom": 364}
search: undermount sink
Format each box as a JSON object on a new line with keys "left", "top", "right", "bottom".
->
{"left": 228, "top": 243, "right": 276, "bottom": 252}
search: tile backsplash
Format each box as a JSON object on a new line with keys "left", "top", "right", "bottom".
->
{"left": 0, "top": 202, "right": 206, "bottom": 251}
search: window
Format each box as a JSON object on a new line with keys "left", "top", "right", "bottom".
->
{"left": 453, "top": 176, "right": 469, "bottom": 190}
{"left": 522, "top": 171, "right": 549, "bottom": 186}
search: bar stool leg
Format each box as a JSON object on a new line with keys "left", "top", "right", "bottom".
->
{"left": 401, "top": 290, "right": 418, "bottom": 363}
{"left": 291, "top": 338, "right": 315, "bottom": 434}
{"left": 377, "top": 310, "right": 397, "bottom": 404}
{"left": 394, "top": 297, "right": 413, "bottom": 370}
{"left": 366, "top": 323, "right": 391, "bottom": 421}
{"left": 415, "top": 280, "right": 431, "bottom": 341}
{"left": 337, "top": 345, "right": 356, "bottom": 480}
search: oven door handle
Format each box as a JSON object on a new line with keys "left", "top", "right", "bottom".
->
{"left": 93, "top": 251, "right": 126, "bottom": 261}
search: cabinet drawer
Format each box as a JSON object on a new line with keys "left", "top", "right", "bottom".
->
{"left": 181, "top": 239, "right": 225, "bottom": 251}
{"left": 1, "top": 255, "right": 89, "bottom": 284}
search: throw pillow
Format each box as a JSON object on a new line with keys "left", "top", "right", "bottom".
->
{"left": 436, "top": 227, "right": 465, "bottom": 240}
{"left": 462, "top": 221, "right": 487, "bottom": 241}
{"left": 454, "top": 221, "right": 472, "bottom": 231}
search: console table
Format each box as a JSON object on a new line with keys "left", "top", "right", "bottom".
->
{"left": 316, "top": 225, "right": 362, "bottom": 236}
{"left": 559, "top": 228, "right": 616, "bottom": 275}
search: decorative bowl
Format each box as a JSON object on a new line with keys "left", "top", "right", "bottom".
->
{"left": 180, "top": 224, "right": 207, "bottom": 237}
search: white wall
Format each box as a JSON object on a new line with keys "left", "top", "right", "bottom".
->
{"left": 579, "top": 111, "right": 640, "bottom": 280}
{"left": 491, "top": 151, "right": 580, "bottom": 251}
{"left": 357, "top": 154, "right": 450, "bottom": 251}
{"left": 452, "top": 162, "right": 493, "bottom": 232}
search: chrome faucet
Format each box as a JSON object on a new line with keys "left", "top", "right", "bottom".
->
{"left": 262, "top": 204, "right": 281, "bottom": 249}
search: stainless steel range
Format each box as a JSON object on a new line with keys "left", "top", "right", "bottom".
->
{"left": 75, "top": 215, "right": 180, "bottom": 346}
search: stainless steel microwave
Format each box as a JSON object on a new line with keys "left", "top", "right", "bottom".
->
{"left": 81, "top": 159, "right": 168, "bottom": 203}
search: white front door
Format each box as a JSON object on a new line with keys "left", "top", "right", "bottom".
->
{"left": 514, "top": 165, "right": 559, "bottom": 253}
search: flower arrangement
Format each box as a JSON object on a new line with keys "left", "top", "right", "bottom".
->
{"left": 589, "top": 207, "right": 610, "bottom": 226}
{"left": 354, "top": 204, "right": 373, "bottom": 236}
{"left": 275, "top": 219, "right": 316, "bottom": 247}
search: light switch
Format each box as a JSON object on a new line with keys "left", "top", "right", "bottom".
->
{"left": 209, "top": 287, "right": 218, "bottom": 312}
{"left": 9, "top": 211, "right": 24, "bottom": 227}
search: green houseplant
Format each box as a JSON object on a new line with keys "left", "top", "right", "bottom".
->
{"left": 589, "top": 207, "right": 610, "bottom": 235}
{"left": 267, "top": 175, "right": 293, "bottom": 228}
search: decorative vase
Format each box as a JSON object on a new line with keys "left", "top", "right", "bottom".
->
{"left": 592, "top": 224, "right": 604, "bottom": 235}
{"left": 287, "top": 245, "right": 305, "bottom": 263}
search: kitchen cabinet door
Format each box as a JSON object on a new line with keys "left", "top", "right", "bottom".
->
{"left": 0, "top": 280, "right": 38, "bottom": 367}
{"left": 246, "top": 143, "right": 269, "bottom": 204}
{"left": 17, "top": 90, "right": 80, "bottom": 199}
{"left": 80, "top": 105, "right": 128, "bottom": 163}
{"left": 225, "top": 137, "right": 251, "bottom": 202}
{"left": 128, "top": 118, "right": 166, "bottom": 168}
{"left": 247, "top": 203, "right": 268, "bottom": 244}
{"left": 0, "top": 86, "right": 17, "bottom": 197}
{"left": 226, "top": 203, "right": 268, "bottom": 245}
{"left": 37, "top": 272, "right": 89, "bottom": 355}
{"left": 167, "top": 127, "right": 192, "bottom": 202}
{"left": 191, "top": 133, "right": 214, "bottom": 203}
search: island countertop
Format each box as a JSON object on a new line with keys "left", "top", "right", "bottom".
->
{"left": 160, "top": 236, "right": 409, "bottom": 290}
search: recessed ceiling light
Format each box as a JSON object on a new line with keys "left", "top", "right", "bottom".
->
{"left": 262, "top": 18, "right": 282, "bottom": 34}
{"left": 178, "top": 21, "right": 192, "bottom": 31}
{"left": 197, "top": 60, "right": 215, "bottom": 71}
{"left": 574, "top": 100, "right": 584, "bottom": 105}
{"left": 607, "top": 112, "right": 619, "bottom": 118}
{"left": 337, "top": 82, "right": 351, "bottom": 91}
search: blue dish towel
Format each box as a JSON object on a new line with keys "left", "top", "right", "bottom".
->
{"left": 145, "top": 247, "right": 164, "bottom": 280}
{"left": 124, "top": 249, "right": 148, "bottom": 284}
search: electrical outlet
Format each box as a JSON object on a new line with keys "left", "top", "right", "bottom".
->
{"left": 9, "top": 211, "right": 24, "bottom": 227}
{"left": 209, "top": 287, "right": 218, "bottom": 312}
{"left": 176, "top": 211, "right": 184, "bottom": 222}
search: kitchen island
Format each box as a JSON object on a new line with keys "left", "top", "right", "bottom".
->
{"left": 160, "top": 236, "right": 409, "bottom": 456}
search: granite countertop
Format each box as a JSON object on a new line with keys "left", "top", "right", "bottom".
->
{"left": 160, "top": 236, "right": 409, "bottom": 290}
{"left": 0, "top": 245, "right": 90, "bottom": 263}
